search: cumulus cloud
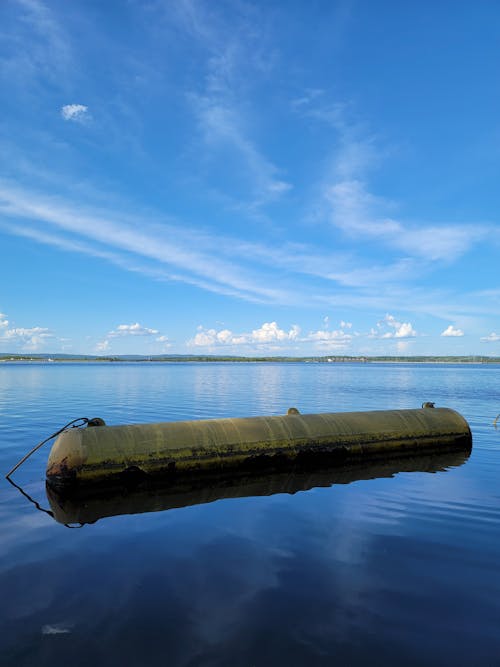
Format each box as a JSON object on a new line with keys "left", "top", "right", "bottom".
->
{"left": 393, "top": 322, "right": 417, "bottom": 338}
{"left": 370, "top": 313, "right": 417, "bottom": 339}
{"left": 95, "top": 322, "right": 168, "bottom": 352}
{"left": 441, "top": 325, "right": 464, "bottom": 337}
{"left": 251, "top": 322, "right": 300, "bottom": 343}
{"left": 0, "top": 310, "right": 57, "bottom": 351}
{"left": 189, "top": 322, "right": 300, "bottom": 348}
{"left": 480, "top": 332, "right": 500, "bottom": 342}
{"left": 1, "top": 326, "right": 54, "bottom": 350}
{"left": 95, "top": 340, "right": 110, "bottom": 353}
{"left": 61, "top": 104, "right": 89, "bottom": 123}
{"left": 188, "top": 321, "right": 355, "bottom": 351}
{"left": 109, "top": 323, "right": 159, "bottom": 337}
{"left": 306, "top": 328, "right": 352, "bottom": 349}
{"left": 3, "top": 327, "right": 52, "bottom": 339}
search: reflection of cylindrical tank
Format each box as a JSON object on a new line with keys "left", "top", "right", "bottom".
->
{"left": 46, "top": 407, "right": 472, "bottom": 489}
{"left": 46, "top": 449, "right": 471, "bottom": 526}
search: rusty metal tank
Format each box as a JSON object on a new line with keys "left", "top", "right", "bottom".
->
{"left": 46, "top": 406, "right": 472, "bottom": 489}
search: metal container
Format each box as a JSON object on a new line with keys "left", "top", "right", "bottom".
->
{"left": 46, "top": 406, "right": 472, "bottom": 488}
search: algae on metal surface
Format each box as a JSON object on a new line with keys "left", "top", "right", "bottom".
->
{"left": 46, "top": 407, "right": 472, "bottom": 488}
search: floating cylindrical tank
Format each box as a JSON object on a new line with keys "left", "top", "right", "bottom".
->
{"left": 46, "top": 406, "right": 472, "bottom": 489}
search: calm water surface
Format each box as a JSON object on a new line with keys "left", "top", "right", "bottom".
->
{"left": 0, "top": 362, "right": 499, "bottom": 666}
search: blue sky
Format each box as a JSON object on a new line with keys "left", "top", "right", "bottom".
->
{"left": 1, "top": 0, "right": 499, "bottom": 356}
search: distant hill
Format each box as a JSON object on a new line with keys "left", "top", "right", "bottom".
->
{"left": 1, "top": 353, "right": 499, "bottom": 364}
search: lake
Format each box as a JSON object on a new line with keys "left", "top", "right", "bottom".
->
{"left": 1, "top": 362, "right": 499, "bottom": 666}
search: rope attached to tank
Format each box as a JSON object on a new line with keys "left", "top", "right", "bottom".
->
{"left": 5, "top": 417, "right": 90, "bottom": 480}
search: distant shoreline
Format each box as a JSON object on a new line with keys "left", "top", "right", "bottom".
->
{"left": 1, "top": 355, "right": 499, "bottom": 364}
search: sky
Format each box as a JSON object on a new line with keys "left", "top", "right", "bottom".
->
{"left": 0, "top": 0, "right": 499, "bottom": 356}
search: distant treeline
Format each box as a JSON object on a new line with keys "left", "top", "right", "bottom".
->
{"left": 1, "top": 354, "right": 500, "bottom": 364}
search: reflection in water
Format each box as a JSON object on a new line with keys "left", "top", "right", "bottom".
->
{"left": 46, "top": 450, "right": 470, "bottom": 526}
{"left": 3, "top": 363, "right": 500, "bottom": 667}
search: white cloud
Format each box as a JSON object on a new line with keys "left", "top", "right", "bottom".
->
{"left": 393, "top": 322, "right": 417, "bottom": 338}
{"left": 251, "top": 322, "right": 300, "bottom": 343}
{"left": 0, "top": 310, "right": 57, "bottom": 351}
{"left": 1, "top": 325, "right": 54, "bottom": 351}
{"left": 189, "top": 321, "right": 355, "bottom": 351}
{"left": 181, "top": 2, "right": 292, "bottom": 208}
{"left": 480, "top": 332, "right": 500, "bottom": 342}
{"left": 267, "top": 181, "right": 292, "bottom": 195}
{"left": 327, "top": 180, "right": 400, "bottom": 236}
{"left": 301, "top": 94, "right": 488, "bottom": 264}
{"left": 0, "top": 184, "right": 290, "bottom": 304}
{"left": 109, "top": 323, "right": 159, "bottom": 337}
{"left": 61, "top": 104, "right": 89, "bottom": 123}
{"left": 291, "top": 88, "right": 326, "bottom": 111}
{"left": 189, "top": 322, "right": 300, "bottom": 348}
{"left": 190, "top": 328, "right": 229, "bottom": 347}
{"left": 192, "top": 94, "right": 291, "bottom": 205}
{"left": 95, "top": 322, "right": 170, "bottom": 352}
{"left": 306, "top": 328, "right": 352, "bottom": 349}
{"left": 441, "top": 325, "right": 464, "bottom": 337}
{"left": 2, "top": 0, "right": 72, "bottom": 89}
{"left": 370, "top": 314, "right": 417, "bottom": 339}
{"left": 0, "top": 172, "right": 497, "bottom": 328}
{"left": 326, "top": 178, "right": 483, "bottom": 262}
{"left": 95, "top": 340, "right": 110, "bottom": 353}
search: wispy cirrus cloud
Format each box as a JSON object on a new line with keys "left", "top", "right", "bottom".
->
{"left": 1, "top": 180, "right": 497, "bottom": 326}
{"left": 192, "top": 94, "right": 292, "bottom": 205}
{"left": 173, "top": 0, "right": 292, "bottom": 208}
{"left": 4, "top": 181, "right": 443, "bottom": 313}
{"left": 1, "top": 0, "right": 72, "bottom": 89}
{"left": 327, "top": 176, "right": 484, "bottom": 262}
{"left": 0, "top": 182, "right": 292, "bottom": 304}
{"left": 296, "top": 93, "right": 488, "bottom": 263}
